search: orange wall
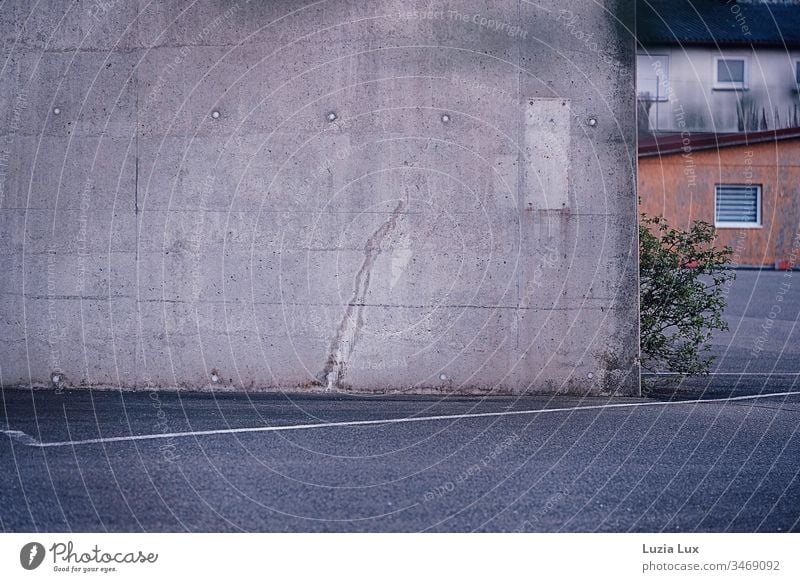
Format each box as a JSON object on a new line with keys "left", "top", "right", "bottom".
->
{"left": 638, "top": 139, "right": 800, "bottom": 266}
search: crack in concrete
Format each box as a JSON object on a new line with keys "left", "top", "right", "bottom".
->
{"left": 321, "top": 200, "right": 406, "bottom": 391}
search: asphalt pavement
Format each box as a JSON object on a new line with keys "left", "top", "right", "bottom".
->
{"left": 2, "top": 388, "right": 798, "bottom": 532}
{"left": 646, "top": 269, "right": 800, "bottom": 398}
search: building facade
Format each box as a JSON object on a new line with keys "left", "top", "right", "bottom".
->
{"left": 637, "top": 0, "right": 800, "bottom": 134}
{"left": 639, "top": 129, "right": 800, "bottom": 267}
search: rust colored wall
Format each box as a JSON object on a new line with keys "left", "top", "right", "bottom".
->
{"left": 638, "top": 138, "right": 800, "bottom": 267}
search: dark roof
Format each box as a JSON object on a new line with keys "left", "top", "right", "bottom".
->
{"left": 637, "top": 0, "right": 800, "bottom": 47}
{"left": 638, "top": 127, "right": 800, "bottom": 156}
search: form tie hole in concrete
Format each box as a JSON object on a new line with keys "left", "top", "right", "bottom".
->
{"left": 587, "top": 117, "right": 597, "bottom": 127}
{"left": 439, "top": 373, "right": 447, "bottom": 381}
{"left": 53, "top": 107, "right": 61, "bottom": 115}
{"left": 211, "top": 110, "right": 221, "bottom": 119}
{"left": 327, "top": 112, "right": 337, "bottom": 122}
{"left": 441, "top": 114, "right": 450, "bottom": 123}
{"left": 587, "top": 372, "right": 594, "bottom": 379}
{"left": 51, "top": 373, "right": 61, "bottom": 385}
{"left": 210, "top": 371, "right": 220, "bottom": 384}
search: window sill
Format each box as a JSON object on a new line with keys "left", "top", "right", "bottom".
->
{"left": 714, "top": 223, "right": 762, "bottom": 229}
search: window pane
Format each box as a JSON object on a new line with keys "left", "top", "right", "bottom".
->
{"left": 716, "top": 185, "right": 759, "bottom": 224}
{"left": 717, "top": 59, "right": 744, "bottom": 83}
{"left": 796, "top": 61, "right": 800, "bottom": 84}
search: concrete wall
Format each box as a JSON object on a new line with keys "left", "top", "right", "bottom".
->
{"left": 0, "top": 0, "right": 640, "bottom": 395}
{"left": 639, "top": 45, "right": 800, "bottom": 133}
{"left": 639, "top": 139, "right": 800, "bottom": 267}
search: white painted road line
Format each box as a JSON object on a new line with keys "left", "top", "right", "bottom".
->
{"left": 1, "top": 429, "right": 40, "bottom": 447}
{"left": 3, "top": 391, "right": 799, "bottom": 449}
{"left": 645, "top": 372, "right": 800, "bottom": 376}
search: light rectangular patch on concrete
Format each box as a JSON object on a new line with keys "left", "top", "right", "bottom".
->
{"left": 524, "top": 98, "right": 571, "bottom": 210}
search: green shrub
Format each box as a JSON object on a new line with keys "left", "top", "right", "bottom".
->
{"left": 639, "top": 214, "right": 735, "bottom": 374}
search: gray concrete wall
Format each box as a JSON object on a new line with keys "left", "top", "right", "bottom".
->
{"left": 0, "top": 0, "right": 640, "bottom": 395}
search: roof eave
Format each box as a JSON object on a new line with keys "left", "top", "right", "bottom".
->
{"left": 637, "top": 39, "right": 800, "bottom": 49}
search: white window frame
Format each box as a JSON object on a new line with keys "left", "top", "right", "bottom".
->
{"left": 714, "top": 184, "right": 762, "bottom": 229}
{"left": 636, "top": 53, "right": 670, "bottom": 102}
{"left": 713, "top": 56, "right": 748, "bottom": 90}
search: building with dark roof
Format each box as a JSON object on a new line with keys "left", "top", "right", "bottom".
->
{"left": 637, "top": 0, "right": 800, "bottom": 133}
